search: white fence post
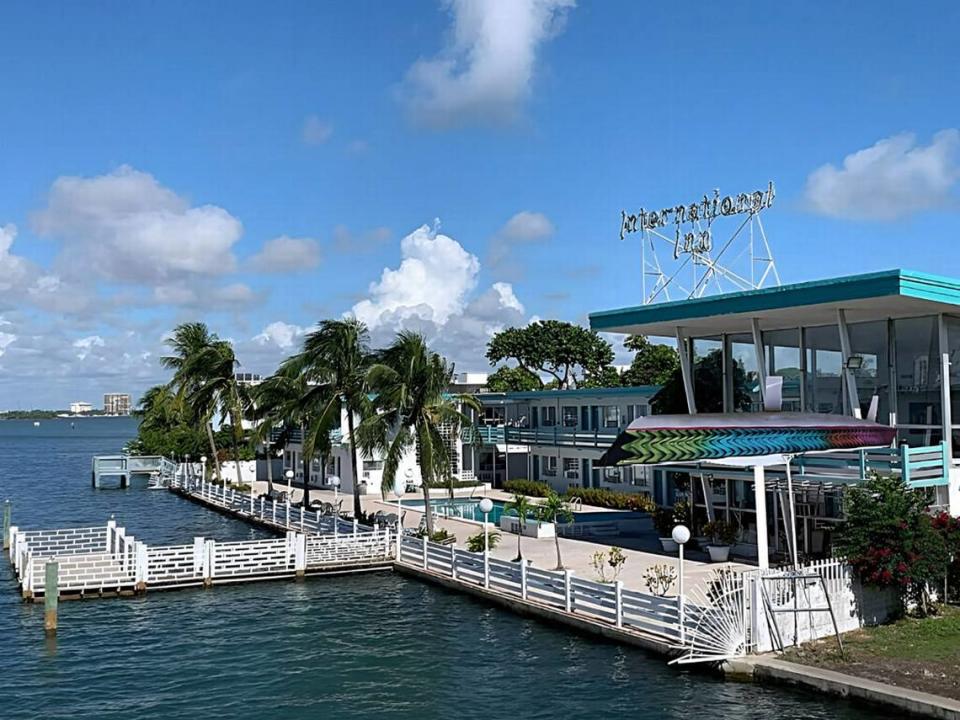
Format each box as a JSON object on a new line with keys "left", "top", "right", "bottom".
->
{"left": 106, "top": 517, "right": 116, "bottom": 553}
{"left": 135, "top": 541, "right": 148, "bottom": 590}
{"left": 520, "top": 559, "right": 528, "bottom": 600}
{"left": 285, "top": 502, "right": 291, "bottom": 528}
{"left": 484, "top": 550, "right": 490, "bottom": 589}
{"left": 295, "top": 533, "right": 306, "bottom": 576}
{"left": 564, "top": 569, "right": 573, "bottom": 612}
{"left": 450, "top": 545, "right": 457, "bottom": 580}
{"left": 272, "top": 500, "right": 277, "bottom": 524}
{"left": 204, "top": 539, "right": 215, "bottom": 586}
{"left": 8, "top": 525, "right": 18, "bottom": 565}
{"left": 383, "top": 528, "right": 391, "bottom": 558}
{"left": 260, "top": 497, "right": 265, "bottom": 519}
{"left": 395, "top": 524, "right": 402, "bottom": 560}
{"left": 615, "top": 580, "right": 623, "bottom": 628}
{"left": 300, "top": 506, "right": 305, "bottom": 532}
{"left": 193, "top": 537, "right": 205, "bottom": 576}
{"left": 316, "top": 510, "right": 322, "bottom": 536}
{"left": 422, "top": 536, "right": 428, "bottom": 569}
{"left": 353, "top": 519, "right": 358, "bottom": 537}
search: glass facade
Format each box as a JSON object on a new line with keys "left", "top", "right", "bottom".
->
{"left": 895, "top": 316, "right": 943, "bottom": 448}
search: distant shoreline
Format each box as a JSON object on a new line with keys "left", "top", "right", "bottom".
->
{"left": 0, "top": 412, "right": 133, "bottom": 421}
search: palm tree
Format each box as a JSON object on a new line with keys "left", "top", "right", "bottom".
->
{"left": 537, "top": 490, "right": 574, "bottom": 569}
{"left": 359, "top": 331, "right": 480, "bottom": 535}
{"left": 161, "top": 323, "right": 225, "bottom": 482}
{"left": 504, "top": 493, "right": 534, "bottom": 562}
{"left": 291, "top": 319, "right": 372, "bottom": 518}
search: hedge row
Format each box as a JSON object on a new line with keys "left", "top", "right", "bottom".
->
{"left": 502, "top": 479, "right": 655, "bottom": 513}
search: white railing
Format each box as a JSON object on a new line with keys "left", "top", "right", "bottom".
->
{"left": 9, "top": 520, "right": 393, "bottom": 598}
{"left": 397, "top": 535, "right": 683, "bottom": 643}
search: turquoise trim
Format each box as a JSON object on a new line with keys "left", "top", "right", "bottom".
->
{"left": 589, "top": 269, "right": 960, "bottom": 332}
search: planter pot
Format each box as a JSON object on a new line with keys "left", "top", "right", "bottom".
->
{"left": 707, "top": 544, "right": 731, "bottom": 562}
{"left": 659, "top": 537, "right": 679, "bottom": 553}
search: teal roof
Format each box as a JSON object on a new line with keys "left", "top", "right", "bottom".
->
{"left": 589, "top": 269, "right": 960, "bottom": 336}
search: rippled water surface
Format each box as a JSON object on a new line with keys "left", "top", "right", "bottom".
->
{"left": 0, "top": 418, "right": 877, "bottom": 719}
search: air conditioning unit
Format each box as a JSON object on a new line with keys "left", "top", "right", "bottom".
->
{"left": 564, "top": 470, "right": 580, "bottom": 480}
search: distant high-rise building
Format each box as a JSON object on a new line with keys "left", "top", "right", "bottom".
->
{"left": 69, "top": 401, "right": 93, "bottom": 414}
{"left": 234, "top": 372, "right": 262, "bottom": 386}
{"left": 103, "top": 393, "right": 132, "bottom": 416}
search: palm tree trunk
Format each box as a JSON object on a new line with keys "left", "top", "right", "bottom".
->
{"left": 515, "top": 525, "right": 522, "bottom": 562}
{"left": 301, "top": 423, "right": 310, "bottom": 507}
{"left": 554, "top": 533, "right": 563, "bottom": 570}
{"left": 229, "top": 422, "right": 243, "bottom": 488}
{"left": 421, "top": 481, "right": 434, "bottom": 535}
{"left": 266, "top": 441, "right": 274, "bottom": 495}
{"left": 347, "top": 410, "right": 362, "bottom": 519}
{"left": 206, "top": 421, "right": 222, "bottom": 482}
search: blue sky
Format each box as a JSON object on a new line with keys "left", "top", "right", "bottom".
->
{"left": 0, "top": 1, "right": 958, "bottom": 408}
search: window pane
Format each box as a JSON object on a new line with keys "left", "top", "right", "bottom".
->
{"left": 804, "top": 324, "right": 844, "bottom": 415}
{"left": 895, "top": 316, "right": 943, "bottom": 448}
{"left": 728, "top": 334, "right": 760, "bottom": 412}
{"left": 562, "top": 406, "right": 578, "bottom": 427}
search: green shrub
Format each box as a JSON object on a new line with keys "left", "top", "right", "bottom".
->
{"left": 466, "top": 530, "right": 502, "bottom": 553}
{"left": 504, "top": 479, "right": 551, "bottom": 497}
{"left": 564, "top": 487, "right": 655, "bottom": 513}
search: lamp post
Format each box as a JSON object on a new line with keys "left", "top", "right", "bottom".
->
{"left": 200, "top": 456, "right": 208, "bottom": 497}
{"left": 479, "top": 497, "right": 494, "bottom": 589}
{"left": 672, "top": 524, "right": 691, "bottom": 644}
{"left": 285, "top": 470, "right": 294, "bottom": 528}
{"left": 185, "top": 454, "right": 190, "bottom": 489}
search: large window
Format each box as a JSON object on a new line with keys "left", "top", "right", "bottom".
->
{"left": 764, "top": 328, "right": 802, "bottom": 411}
{"left": 894, "top": 316, "right": 942, "bottom": 448}
{"left": 693, "top": 337, "right": 726, "bottom": 412}
{"left": 805, "top": 324, "right": 844, "bottom": 415}
{"left": 563, "top": 458, "right": 579, "bottom": 478}
{"left": 626, "top": 403, "right": 649, "bottom": 422}
{"left": 541, "top": 406, "right": 557, "bottom": 427}
{"left": 543, "top": 455, "right": 558, "bottom": 476}
{"left": 562, "top": 406, "right": 578, "bottom": 427}
{"left": 602, "top": 405, "right": 620, "bottom": 428}
{"left": 847, "top": 320, "right": 888, "bottom": 421}
{"left": 728, "top": 334, "right": 760, "bottom": 411}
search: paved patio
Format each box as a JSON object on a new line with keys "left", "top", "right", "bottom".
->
{"left": 246, "top": 479, "right": 750, "bottom": 595}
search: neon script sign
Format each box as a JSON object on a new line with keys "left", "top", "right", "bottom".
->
{"left": 620, "top": 181, "right": 776, "bottom": 258}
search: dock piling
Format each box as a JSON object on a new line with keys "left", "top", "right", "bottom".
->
{"left": 2, "top": 500, "right": 10, "bottom": 551}
{"left": 44, "top": 561, "right": 58, "bottom": 635}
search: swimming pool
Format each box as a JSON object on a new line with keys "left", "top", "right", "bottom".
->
{"left": 400, "top": 498, "right": 645, "bottom": 526}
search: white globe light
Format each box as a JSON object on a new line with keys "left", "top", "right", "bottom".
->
{"left": 329, "top": 475, "right": 341, "bottom": 487}
{"left": 285, "top": 470, "right": 294, "bottom": 479}
{"left": 478, "top": 498, "right": 494, "bottom": 514}
{"left": 201, "top": 456, "right": 208, "bottom": 463}
{"left": 393, "top": 476, "right": 405, "bottom": 498}
{"left": 671, "top": 524, "right": 691, "bottom": 545}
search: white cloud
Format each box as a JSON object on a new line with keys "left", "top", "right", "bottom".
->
{"left": 350, "top": 222, "right": 526, "bottom": 369}
{"left": 352, "top": 223, "right": 480, "bottom": 328}
{"left": 488, "top": 210, "right": 554, "bottom": 278}
{"left": 399, "top": 0, "right": 575, "bottom": 128}
{"left": 248, "top": 235, "right": 321, "bottom": 272}
{"left": 0, "top": 331, "right": 15, "bottom": 356}
{"left": 253, "top": 321, "right": 305, "bottom": 349}
{"left": 302, "top": 115, "right": 333, "bottom": 145}
{"left": 804, "top": 129, "right": 960, "bottom": 220}
{"left": 32, "top": 165, "right": 243, "bottom": 283}
{"left": 73, "top": 335, "right": 105, "bottom": 360}
{"left": 0, "top": 224, "right": 31, "bottom": 293}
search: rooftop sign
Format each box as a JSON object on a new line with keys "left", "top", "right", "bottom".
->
{"left": 620, "top": 181, "right": 776, "bottom": 258}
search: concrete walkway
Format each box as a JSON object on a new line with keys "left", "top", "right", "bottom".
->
{"left": 249, "top": 480, "right": 747, "bottom": 595}
{"left": 741, "top": 656, "right": 960, "bottom": 720}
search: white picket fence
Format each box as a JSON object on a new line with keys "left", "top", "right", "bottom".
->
{"left": 397, "top": 535, "right": 685, "bottom": 643}
{"left": 9, "top": 520, "right": 393, "bottom": 598}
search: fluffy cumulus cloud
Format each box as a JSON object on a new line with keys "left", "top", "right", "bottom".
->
{"left": 31, "top": 165, "right": 243, "bottom": 284}
{"left": 804, "top": 129, "right": 960, "bottom": 220}
{"left": 73, "top": 335, "right": 105, "bottom": 360}
{"left": 302, "top": 115, "right": 333, "bottom": 145}
{"left": 350, "top": 223, "right": 526, "bottom": 367}
{"left": 399, "top": 0, "right": 575, "bottom": 128}
{"left": 248, "top": 235, "right": 321, "bottom": 272}
{"left": 487, "top": 210, "right": 554, "bottom": 279}
{"left": 253, "top": 321, "right": 305, "bottom": 349}
{"left": 0, "top": 224, "right": 31, "bottom": 292}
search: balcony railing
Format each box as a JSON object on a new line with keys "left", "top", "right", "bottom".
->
{"left": 503, "top": 426, "right": 621, "bottom": 449}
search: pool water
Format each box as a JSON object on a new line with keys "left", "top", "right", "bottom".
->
{"left": 400, "top": 498, "right": 645, "bottom": 526}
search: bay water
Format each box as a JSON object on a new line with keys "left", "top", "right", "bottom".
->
{"left": 0, "top": 418, "right": 877, "bottom": 719}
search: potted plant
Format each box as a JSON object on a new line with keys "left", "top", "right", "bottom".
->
{"left": 654, "top": 508, "right": 678, "bottom": 552}
{"left": 703, "top": 519, "right": 739, "bottom": 562}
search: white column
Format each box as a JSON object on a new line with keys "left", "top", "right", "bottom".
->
{"left": 675, "top": 328, "right": 697, "bottom": 414}
{"left": 753, "top": 465, "right": 769, "bottom": 570}
{"left": 751, "top": 317, "right": 768, "bottom": 407}
{"left": 837, "top": 309, "right": 862, "bottom": 418}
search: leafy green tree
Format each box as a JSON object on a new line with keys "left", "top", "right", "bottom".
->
{"left": 504, "top": 492, "right": 534, "bottom": 561}
{"left": 288, "top": 319, "right": 373, "bottom": 517}
{"left": 578, "top": 365, "right": 622, "bottom": 389}
{"left": 486, "top": 365, "right": 543, "bottom": 392}
{"left": 836, "top": 475, "right": 950, "bottom": 615}
{"left": 620, "top": 335, "right": 679, "bottom": 386}
{"left": 485, "top": 320, "right": 614, "bottom": 389}
{"left": 537, "top": 490, "right": 574, "bottom": 569}
{"left": 161, "top": 322, "right": 227, "bottom": 481}
{"left": 359, "top": 331, "right": 480, "bottom": 534}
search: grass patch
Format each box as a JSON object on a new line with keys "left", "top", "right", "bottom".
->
{"left": 782, "top": 606, "right": 960, "bottom": 700}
